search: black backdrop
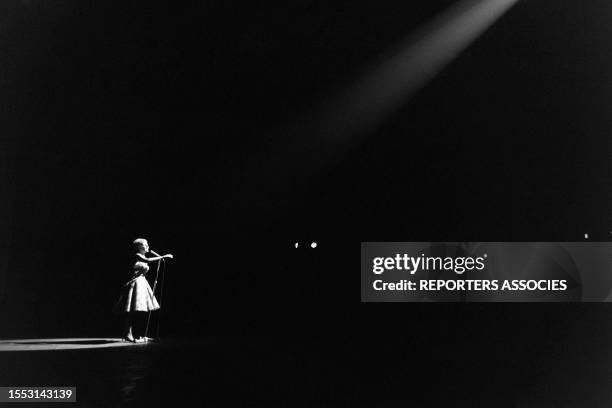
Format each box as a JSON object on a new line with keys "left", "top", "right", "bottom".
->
{"left": 2, "top": 0, "right": 612, "bottom": 339}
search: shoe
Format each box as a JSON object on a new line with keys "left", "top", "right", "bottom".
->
{"left": 122, "top": 336, "right": 136, "bottom": 343}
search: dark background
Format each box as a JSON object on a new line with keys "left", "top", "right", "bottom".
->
{"left": 1, "top": 0, "right": 612, "bottom": 341}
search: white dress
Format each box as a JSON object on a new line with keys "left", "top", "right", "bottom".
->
{"left": 114, "top": 255, "right": 160, "bottom": 313}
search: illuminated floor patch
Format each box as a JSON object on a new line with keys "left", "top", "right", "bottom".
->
{"left": 0, "top": 338, "right": 152, "bottom": 351}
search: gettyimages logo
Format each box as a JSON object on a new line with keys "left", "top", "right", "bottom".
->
{"left": 372, "top": 253, "right": 488, "bottom": 275}
{"left": 362, "top": 243, "right": 584, "bottom": 302}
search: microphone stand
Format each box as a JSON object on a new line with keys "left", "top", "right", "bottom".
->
{"left": 144, "top": 250, "right": 167, "bottom": 342}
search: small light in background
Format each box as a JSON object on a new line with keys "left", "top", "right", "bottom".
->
{"left": 310, "top": 242, "right": 317, "bottom": 249}
{"left": 294, "top": 242, "right": 299, "bottom": 248}
{"left": 584, "top": 233, "right": 589, "bottom": 240}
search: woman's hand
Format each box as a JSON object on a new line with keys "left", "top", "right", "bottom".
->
{"left": 164, "top": 254, "right": 174, "bottom": 259}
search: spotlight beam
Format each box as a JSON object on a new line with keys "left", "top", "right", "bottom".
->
{"left": 311, "top": 0, "right": 520, "bottom": 146}
{"left": 236, "top": 0, "right": 520, "bottom": 227}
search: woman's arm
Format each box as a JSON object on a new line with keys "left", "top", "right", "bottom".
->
{"left": 136, "top": 253, "right": 173, "bottom": 262}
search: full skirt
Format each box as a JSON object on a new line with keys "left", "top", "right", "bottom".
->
{"left": 114, "top": 276, "right": 160, "bottom": 313}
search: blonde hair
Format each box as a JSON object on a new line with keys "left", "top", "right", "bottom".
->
{"left": 133, "top": 238, "right": 148, "bottom": 251}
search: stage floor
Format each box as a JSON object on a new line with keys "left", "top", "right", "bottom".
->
{"left": 0, "top": 325, "right": 609, "bottom": 407}
{"left": 0, "top": 338, "right": 152, "bottom": 351}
